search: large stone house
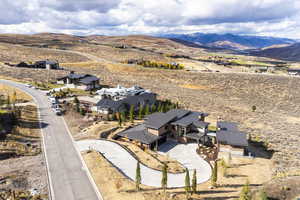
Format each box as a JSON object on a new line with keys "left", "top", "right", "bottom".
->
{"left": 116, "top": 109, "right": 209, "bottom": 150}
{"left": 57, "top": 71, "right": 100, "bottom": 91}
{"left": 91, "top": 92, "right": 156, "bottom": 115}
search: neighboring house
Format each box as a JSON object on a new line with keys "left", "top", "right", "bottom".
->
{"left": 287, "top": 69, "right": 300, "bottom": 76}
{"left": 15, "top": 60, "right": 60, "bottom": 69}
{"left": 95, "top": 85, "right": 151, "bottom": 101}
{"left": 91, "top": 92, "right": 156, "bottom": 114}
{"left": 115, "top": 109, "right": 209, "bottom": 150}
{"left": 216, "top": 121, "right": 248, "bottom": 156}
{"left": 34, "top": 60, "right": 60, "bottom": 69}
{"left": 57, "top": 71, "right": 100, "bottom": 91}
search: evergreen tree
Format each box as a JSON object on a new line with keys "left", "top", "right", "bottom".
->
{"left": 144, "top": 104, "right": 150, "bottom": 116}
{"left": 6, "top": 95, "right": 11, "bottom": 108}
{"left": 11, "top": 90, "right": 17, "bottom": 109}
{"left": 220, "top": 159, "right": 228, "bottom": 177}
{"left": 116, "top": 112, "right": 122, "bottom": 126}
{"left": 73, "top": 97, "right": 80, "bottom": 112}
{"left": 185, "top": 168, "right": 191, "bottom": 198}
{"left": 135, "top": 162, "right": 141, "bottom": 191}
{"left": 192, "top": 169, "right": 197, "bottom": 195}
{"left": 80, "top": 107, "right": 86, "bottom": 116}
{"left": 157, "top": 102, "right": 162, "bottom": 113}
{"left": 121, "top": 111, "right": 126, "bottom": 122}
{"left": 211, "top": 161, "right": 218, "bottom": 187}
{"left": 239, "top": 180, "right": 251, "bottom": 200}
{"left": 138, "top": 104, "right": 144, "bottom": 119}
{"left": 161, "top": 163, "right": 168, "bottom": 192}
{"left": 228, "top": 153, "right": 232, "bottom": 167}
{"left": 151, "top": 104, "right": 156, "bottom": 113}
{"left": 129, "top": 105, "right": 135, "bottom": 123}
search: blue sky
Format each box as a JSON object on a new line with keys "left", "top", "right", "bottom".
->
{"left": 0, "top": 0, "right": 300, "bottom": 38}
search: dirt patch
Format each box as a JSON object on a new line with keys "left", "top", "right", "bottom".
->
{"left": 180, "top": 83, "right": 211, "bottom": 90}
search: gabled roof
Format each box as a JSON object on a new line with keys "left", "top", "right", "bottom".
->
{"left": 171, "top": 112, "right": 202, "bottom": 127}
{"left": 216, "top": 130, "right": 248, "bottom": 147}
{"left": 117, "top": 124, "right": 160, "bottom": 144}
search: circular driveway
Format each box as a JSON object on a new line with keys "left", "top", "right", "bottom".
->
{"left": 76, "top": 140, "right": 211, "bottom": 188}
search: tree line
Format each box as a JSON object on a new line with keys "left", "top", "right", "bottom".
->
{"left": 127, "top": 59, "right": 184, "bottom": 70}
{"left": 113, "top": 100, "right": 180, "bottom": 126}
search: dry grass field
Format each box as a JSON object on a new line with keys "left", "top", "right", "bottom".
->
{"left": 0, "top": 84, "right": 32, "bottom": 102}
{"left": 0, "top": 87, "right": 48, "bottom": 199}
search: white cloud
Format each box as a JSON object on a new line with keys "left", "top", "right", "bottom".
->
{"left": 0, "top": 0, "right": 299, "bottom": 38}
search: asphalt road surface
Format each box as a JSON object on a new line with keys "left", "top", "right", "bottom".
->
{"left": 0, "top": 79, "right": 102, "bottom": 200}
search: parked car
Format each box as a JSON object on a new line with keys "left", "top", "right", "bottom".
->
{"left": 53, "top": 107, "right": 62, "bottom": 115}
{"left": 49, "top": 97, "right": 58, "bottom": 104}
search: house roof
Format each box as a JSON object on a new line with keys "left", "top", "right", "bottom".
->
{"left": 217, "top": 121, "right": 238, "bottom": 131}
{"left": 79, "top": 76, "right": 99, "bottom": 85}
{"left": 171, "top": 112, "right": 204, "bottom": 127}
{"left": 117, "top": 124, "right": 160, "bottom": 144}
{"left": 193, "top": 120, "right": 210, "bottom": 128}
{"left": 216, "top": 130, "right": 248, "bottom": 147}
{"left": 144, "top": 109, "right": 190, "bottom": 129}
{"left": 145, "top": 109, "right": 208, "bottom": 130}
{"left": 165, "top": 109, "right": 191, "bottom": 120}
{"left": 287, "top": 69, "right": 300, "bottom": 72}
{"left": 36, "top": 60, "right": 58, "bottom": 65}
{"left": 95, "top": 98, "right": 122, "bottom": 111}
{"left": 185, "top": 132, "right": 206, "bottom": 140}
{"left": 95, "top": 93, "right": 156, "bottom": 112}
{"left": 144, "top": 112, "right": 177, "bottom": 130}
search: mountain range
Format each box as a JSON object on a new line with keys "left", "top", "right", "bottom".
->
{"left": 160, "top": 32, "right": 296, "bottom": 51}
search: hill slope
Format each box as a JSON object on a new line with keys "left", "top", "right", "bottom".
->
{"left": 252, "top": 43, "right": 300, "bottom": 61}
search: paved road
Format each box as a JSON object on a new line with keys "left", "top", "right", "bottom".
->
{"left": 0, "top": 80, "right": 101, "bottom": 200}
{"left": 76, "top": 140, "right": 211, "bottom": 188}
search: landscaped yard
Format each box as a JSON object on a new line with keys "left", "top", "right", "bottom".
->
{"left": 82, "top": 149, "right": 273, "bottom": 200}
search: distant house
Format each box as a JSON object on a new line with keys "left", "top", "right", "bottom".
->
{"left": 15, "top": 60, "right": 60, "bottom": 70}
{"left": 96, "top": 85, "right": 151, "bottom": 101}
{"left": 216, "top": 121, "right": 248, "bottom": 156}
{"left": 57, "top": 71, "right": 100, "bottom": 90}
{"left": 287, "top": 69, "right": 300, "bottom": 76}
{"left": 91, "top": 92, "right": 156, "bottom": 114}
{"left": 16, "top": 62, "right": 30, "bottom": 68}
{"left": 34, "top": 60, "right": 60, "bottom": 69}
{"left": 116, "top": 109, "right": 209, "bottom": 150}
